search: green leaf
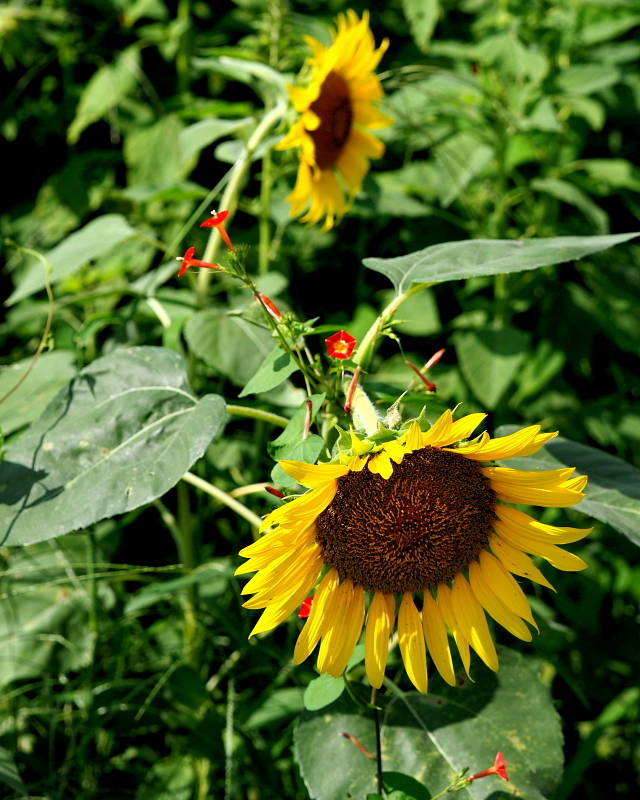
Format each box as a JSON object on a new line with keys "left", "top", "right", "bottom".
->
{"left": 184, "top": 308, "right": 276, "bottom": 387}
{"left": 239, "top": 347, "right": 299, "bottom": 398}
{"left": 0, "top": 347, "right": 228, "bottom": 546}
{"left": 402, "top": 0, "right": 440, "bottom": 52}
{"left": 391, "top": 288, "right": 441, "bottom": 336}
{"left": 362, "top": 232, "right": 640, "bottom": 295}
{"left": 67, "top": 45, "right": 140, "bottom": 144}
{"left": 0, "top": 536, "right": 95, "bottom": 687}
{"left": 124, "top": 114, "right": 185, "bottom": 186}
{"left": 556, "top": 64, "right": 620, "bottom": 95}
{"left": 246, "top": 687, "right": 305, "bottom": 728}
{"left": 495, "top": 427, "right": 640, "bottom": 546}
{"left": 295, "top": 647, "right": 563, "bottom": 800}
{"left": 0, "top": 351, "right": 77, "bottom": 435}
{"left": 384, "top": 773, "right": 432, "bottom": 800}
{"left": 454, "top": 326, "right": 530, "bottom": 409}
{"left": 580, "top": 14, "right": 640, "bottom": 46}
{"left": 8, "top": 215, "right": 137, "bottom": 305}
{"left": 124, "top": 561, "right": 233, "bottom": 614}
{"left": 530, "top": 178, "right": 608, "bottom": 233}
{"left": 303, "top": 674, "right": 345, "bottom": 711}
{"left": 432, "top": 132, "right": 494, "bottom": 208}
{"left": 0, "top": 745, "right": 28, "bottom": 797}
{"left": 179, "top": 117, "right": 253, "bottom": 164}
{"left": 269, "top": 395, "right": 326, "bottom": 487}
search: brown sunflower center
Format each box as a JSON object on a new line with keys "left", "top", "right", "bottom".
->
{"left": 307, "top": 70, "right": 353, "bottom": 170}
{"left": 315, "top": 447, "right": 496, "bottom": 594}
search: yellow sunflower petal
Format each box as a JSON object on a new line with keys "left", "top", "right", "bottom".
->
{"left": 422, "top": 409, "right": 453, "bottom": 447}
{"left": 279, "top": 460, "right": 350, "bottom": 488}
{"left": 489, "top": 535, "right": 555, "bottom": 590}
{"left": 495, "top": 505, "right": 592, "bottom": 545}
{"left": 447, "top": 412, "right": 487, "bottom": 444}
{"left": 368, "top": 451, "right": 393, "bottom": 479}
{"left": 242, "top": 546, "right": 323, "bottom": 609}
{"left": 381, "top": 440, "right": 406, "bottom": 464}
{"left": 365, "top": 592, "right": 396, "bottom": 689}
{"left": 469, "top": 559, "right": 533, "bottom": 641}
{"left": 398, "top": 593, "right": 428, "bottom": 694}
{"left": 248, "top": 552, "right": 323, "bottom": 636}
{"left": 327, "top": 582, "right": 366, "bottom": 677}
{"left": 422, "top": 590, "right": 456, "bottom": 686}
{"left": 294, "top": 568, "right": 340, "bottom": 664}
{"left": 437, "top": 583, "right": 471, "bottom": 678}
{"left": 478, "top": 551, "right": 538, "bottom": 628}
{"left": 317, "top": 580, "right": 352, "bottom": 675}
{"left": 401, "top": 420, "right": 424, "bottom": 452}
{"left": 516, "top": 431, "right": 559, "bottom": 457}
{"left": 454, "top": 425, "right": 543, "bottom": 461}
{"left": 493, "top": 523, "right": 588, "bottom": 571}
{"left": 451, "top": 575, "right": 499, "bottom": 672}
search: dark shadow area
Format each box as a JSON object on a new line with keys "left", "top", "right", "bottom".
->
{"left": 0, "top": 462, "right": 49, "bottom": 505}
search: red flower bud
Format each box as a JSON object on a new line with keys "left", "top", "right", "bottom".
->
{"left": 326, "top": 330, "right": 357, "bottom": 360}
{"left": 200, "top": 209, "right": 236, "bottom": 252}
{"left": 177, "top": 246, "right": 221, "bottom": 277}
{"left": 265, "top": 486, "right": 285, "bottom": 499}
{"left": 258, "top": 293, "right": 282, "bottom": 321}
{"left": 469, "top": 752, "right": 509, "bottom": 783}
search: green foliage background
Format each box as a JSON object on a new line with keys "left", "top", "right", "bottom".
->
{"left": 1, "top": 0, "right": 640, "bottom": 798}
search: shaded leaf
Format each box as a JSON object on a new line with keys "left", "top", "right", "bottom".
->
{"left": 179, "top": 117, "right": 253, "bottom": 164}
{"left": 402, "top": 0, "right": 440, "bottom": 52}
{"left": 239, "top": 347, "right": 299, "bottom": 398}
{"left": 303, "top": 674, "right": 346, "bottom": 711}
{"left": 530, "top": 178, "right": 608, "bottom": 233}
{"left": 362, "top": 232, "right": 640, "bottom": 295}
{"left": 246, "top": 687, "right": 305, "bottom": 728}
{"left": 0, "top": 351, "right": 77, "bottom": 435}
{"left": 124, "top": 114, "right": 185, "bottom": 186}
{"left": 0, "top": 347, "right": 227, "bottom": 546}
{"left": 295, "top": 647, "right": 562, "bottom": 800}
{"left": 184, "top": 308, "right": 275, "bottom": 387}
{"left": 496, "top": 427, "right": 640, "bottom": 546}
{"left": 8, "top": 215, "right": 137, "bottom": 305}
{"left": 67, "top": 45, "right": 140, "bottom": 144}
{"left": 0, "top": 745, "right": 28, "bottom": 797}
{"left": 454, "top": 327, "right": 530, "bottom": 409}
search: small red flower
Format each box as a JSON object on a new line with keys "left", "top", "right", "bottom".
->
{"left": 200, "top": 209, "right": 236, "bottom": 252}
{"left": 176, "top": 246, "right": 221, "bottom": 277}
{"left": 298, "top": 596, "right": 314, "bottom": 618}
{"left": 469, "top": 752, "right": 509, "bottom": 783}
{"left": 258, "top": 293, "right": 282, "bottom": 321}
{"left": 326, "top": 330, "right": 357, "bottom": 360}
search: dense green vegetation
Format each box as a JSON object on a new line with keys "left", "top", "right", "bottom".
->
{"left": 1, "top": 1, "right": 640, "bottom": 799}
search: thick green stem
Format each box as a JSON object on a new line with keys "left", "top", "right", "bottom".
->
{"left": 371, "top": 687, "right": 383, "bottom": 796}
{"left": 353, "top": 282, "right": 433, "bottom": 371}
{"left": 226, "top": 404, "right": 288, "bottom": 428}
{"left": 181, "top": 472, "right": 263, "bottom": 530}
{"left": 346, "top": 378, "right": 380, "bottom": 436}
{"left": 198, "top": 102, "right": 286, "bottom": 300}
{"left": 258, "top": 149, "right": 273, "bottom": 275}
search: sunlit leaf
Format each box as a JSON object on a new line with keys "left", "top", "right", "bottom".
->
{"left": 0, "top": 347, "right": 227, "bottom": 546}
{"left": 362, "top": 232, "right": 640, "bottom": 295}
{"left": 295, "top": 647, "right": 562, "bottom": 800}
{"left": 8, "top": 215, "right": 138, "bottom": 305}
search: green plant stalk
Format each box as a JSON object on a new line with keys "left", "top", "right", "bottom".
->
{"left": 156, "top": 492, "right": 199, "bottom": 667}
{"left": 258, "top": 149, "right": 273, "bottom": 275}
{"left": 226, "top": 404, "right": 289, "bottom": 428}
{"left": 371, "top": 687, "right": 383, "bottom": 796}
{"left": 176, "top": 0, "right": 191, "bottom": 97}
{"left": 352, "top": 282, "right": 433, "bottom": 371}
{"left": 182, "top": 472, "right": 263, "bottom": 529}
{"left": 198, "top": 101, "right": 286, "bottom": 300}
{"left": 348, "top": 379, "right": 380, "bottom": 437}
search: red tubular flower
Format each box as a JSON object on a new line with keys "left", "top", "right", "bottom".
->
{"left": 177, "top": 246, "right": 221, "bottom": 277}
{"left": 265, "top": 486, "right": 286, "bottom": 499}
{"left": 469, "top": 752, "right": 509, "bottom": 783}
{"left": 326, "top": 330, "right": 357, "bottom": 360}
{"left": 258, "top": 293, "right": 282, "bottom": 321}
{"left": 299, "top": 596, "right": 314, "bottom": 618}
{"left": 200, "top": 209, "right": 236, "bottom": 252}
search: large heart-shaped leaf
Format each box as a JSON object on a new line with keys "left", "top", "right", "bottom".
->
{"left": 295, "top": 647, "right": 562, "bottom": 800}
{"left": 362, "top": 232, "right": 640, "bottom": 294}
{"left": 0, "top": 347, "right": 227, "bottom": 546}
{"left": 496, "top": 426, "right": 640, "bottom": 546}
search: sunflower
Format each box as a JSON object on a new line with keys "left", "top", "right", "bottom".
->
{"left": 236, "top": 410, "right": 590, "bottom": 693}
{"left": 275, "top": 10, "right": 393, "bottom": 229}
